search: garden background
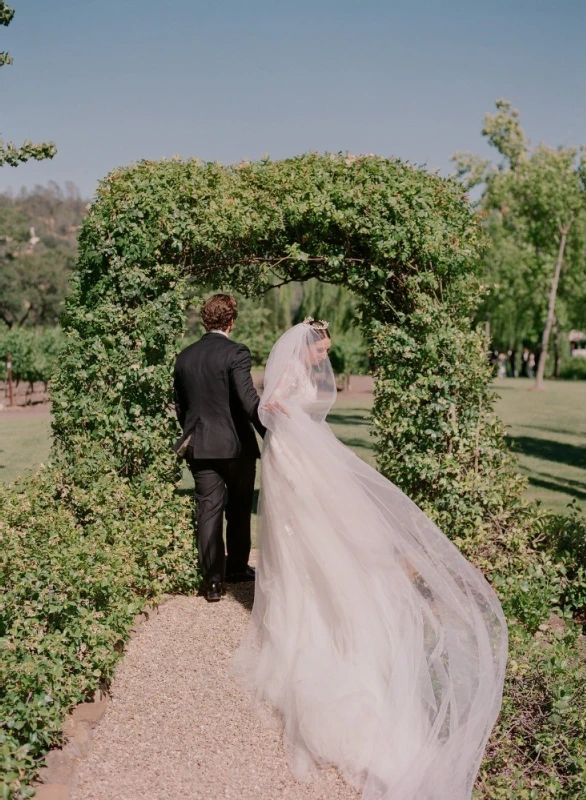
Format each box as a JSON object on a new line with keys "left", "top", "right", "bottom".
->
{"left": 2, "top": 1, "right": 586, "bottom": 798}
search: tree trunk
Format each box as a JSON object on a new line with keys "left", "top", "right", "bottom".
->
{"left": 552, "top": 317, "right": 560, "bottom": 378}
{"left": 6, "top": 352, "right": 14, "bottom": 406}
{"left": 16, "top": 305, "right": 31, "bottom": 327}
{"left": 534, "top": 222, "right": 571, "bottom": 390}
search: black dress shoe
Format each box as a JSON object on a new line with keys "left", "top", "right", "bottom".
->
{"left": 225, "top": 565, "right": 255, "bottom": 583}
{"left": 206, "top": 580, "right": 223, "bottom": 602}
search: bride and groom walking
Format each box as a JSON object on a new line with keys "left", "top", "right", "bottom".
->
{"left": 173, "top": 293, "right": 508, "bottom": 799}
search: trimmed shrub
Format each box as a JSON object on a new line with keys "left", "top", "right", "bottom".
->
{"left": 478, "top": 619, "right": 586, "bottom": 798}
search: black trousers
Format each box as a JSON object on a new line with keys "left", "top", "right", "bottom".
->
{"left": 188, "top": 456, "right": 256, "bottom": 584}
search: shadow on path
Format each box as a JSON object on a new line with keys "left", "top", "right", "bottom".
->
{"left": 225, "top": 580, "right": 255, "bottom": 612}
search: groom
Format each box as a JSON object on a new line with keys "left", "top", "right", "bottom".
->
{"left": 173, "top": 294, "right": 266, "bottom": 602}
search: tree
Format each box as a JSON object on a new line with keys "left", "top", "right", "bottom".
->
{"left": 478, "top": 213, "right": 546, "bottom": 354}
{"left": 0, "top": 2, "right": 57, "bottom": 168}
{"left": 0, "top": 245, "right": 75, "bottom": 326}
{"left": 454, "top": 100, "right": 586, "bottom": 388}
{"left": 0, "top": 183, "right": 85, "bottom": 326}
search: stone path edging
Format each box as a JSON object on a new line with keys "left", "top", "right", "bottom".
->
{"left": 32, "top": 598, "right": 171, "bottom": 800}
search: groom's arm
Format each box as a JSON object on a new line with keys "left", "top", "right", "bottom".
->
{"left": 230, "top": 345, "right": 267, "bottom": 439}
{"left": 173, "top": 362, "right": 186, "bottom": 429}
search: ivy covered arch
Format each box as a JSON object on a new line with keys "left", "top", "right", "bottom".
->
{"left": 51, "top": 153, "right": 520, "bottom": 539}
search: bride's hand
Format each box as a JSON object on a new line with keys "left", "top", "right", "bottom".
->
{"left": 261, "top": 400, "right": 291, "bottom": 418}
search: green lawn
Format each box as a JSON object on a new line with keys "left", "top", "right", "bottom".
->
{"left": 493, "top": 378, "right": 586, "bottom": 514}
{"left": 0, "top": 413, "right": 52, "bottom": 485}
{"left": 324, "top": 381, "right": 586, "bottom": 514}
{"left": 325, "top": 380, "right": 586, "bottom": 515}
{"left": 2, "top": 380, "right": 585, "bottom": 518}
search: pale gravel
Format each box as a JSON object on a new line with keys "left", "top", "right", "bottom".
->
{"left": 72, "top": 550, "right": 360, "bottom": 800}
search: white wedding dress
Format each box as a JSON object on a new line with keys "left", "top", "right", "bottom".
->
{"left": 230, "top": 322, "right": 508, "bottom": 800}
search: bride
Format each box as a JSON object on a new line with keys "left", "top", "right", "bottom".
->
{"left": 230, "top": 317, "right": 508, "bottom": 800}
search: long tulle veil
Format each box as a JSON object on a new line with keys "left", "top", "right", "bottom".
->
{"left": 231, "top": 321, "right": 508, "bottom": 800}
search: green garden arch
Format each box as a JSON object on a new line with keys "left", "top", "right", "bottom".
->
{"left": 51, "top": 152, "right": 519, "bottom": 540}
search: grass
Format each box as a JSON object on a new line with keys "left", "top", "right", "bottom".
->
{"left": 493, "top": 378, "right": 586, "bottom": 514}
{"left": 2, "top": 379, "right": 585, "bottom": 518}
{"left": 323, "top": 380, "right": 586, "bottom": 515}
{"left": 323, "top": 380, "right": 586, "bottom": 514}
{"left": 0, "top": 412, "right": 52, "bottom": 485}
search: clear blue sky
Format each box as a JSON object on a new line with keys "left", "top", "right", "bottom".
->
{"left": 1, "top": 0, "right": 584, "bottom": 199}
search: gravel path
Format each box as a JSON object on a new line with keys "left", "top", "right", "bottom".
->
{"left": 72, "top": 551, "right": 359, "bottom": 800}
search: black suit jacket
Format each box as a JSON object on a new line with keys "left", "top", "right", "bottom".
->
{"left": 173, "top": 332, "right": 266, "bottom": 460}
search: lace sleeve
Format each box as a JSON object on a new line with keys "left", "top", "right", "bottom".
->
{"left": 258, "top": 363, "right": 301, "bottom": 429}
{"left": 271, "top": 364, "right": 300, "bottom": 401}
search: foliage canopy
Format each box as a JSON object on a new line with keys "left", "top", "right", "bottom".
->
{"left": 0, "top": 183, "right": 84, "bottom": 328}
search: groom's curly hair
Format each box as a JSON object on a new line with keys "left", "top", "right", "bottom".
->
{"left": 201, "top": 294, "right": 239, "bottom": 332}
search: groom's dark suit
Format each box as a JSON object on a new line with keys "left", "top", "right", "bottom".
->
{"left": 173, "top": 332, "right": 266, "bottom": 585}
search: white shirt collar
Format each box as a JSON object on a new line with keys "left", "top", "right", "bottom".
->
{"left": 210, "top": 329, "right": 229, "bottom": 338}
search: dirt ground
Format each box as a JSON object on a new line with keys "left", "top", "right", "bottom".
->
{"left": 0, "top": 380, "right": 50, "bottom": 412}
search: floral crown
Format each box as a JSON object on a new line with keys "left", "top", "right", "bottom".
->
{"left": 302, "top": 316, "right": 329, "bottom": 331}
